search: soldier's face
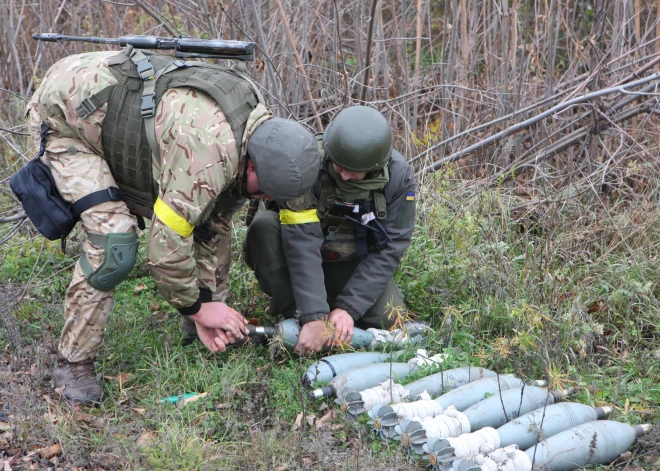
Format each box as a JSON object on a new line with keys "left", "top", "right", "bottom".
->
{"left": 332, "top": 163, "right": 367, "bottom": 182}
{"left": 246, "top": 159, "right": 272, "bottom": 200}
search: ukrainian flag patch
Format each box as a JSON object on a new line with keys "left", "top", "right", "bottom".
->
{"left": 406, "top": 191, "right": 415, "bottom": 201}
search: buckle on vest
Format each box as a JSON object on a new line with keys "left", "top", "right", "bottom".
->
{"left": 141, "top": 94, "right": 155, "bottom": 118}
{"left": 172, "top": 60, "right": 189, "bottom": 68}
{"left": 326, "top": 226, "right": 337, "bottom": 241}
{"left": 75, "top": 99, "right": 96, "bottom": 119}
{"left": 135, "top": 58, "right": 155, "bottom": 80}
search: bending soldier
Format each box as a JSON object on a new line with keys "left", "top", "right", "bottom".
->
{"left": 242, "top": 106, "right": 417, "bottom": 354}
{"left": 25, "top": 50, "right": 320, "bottom": 403}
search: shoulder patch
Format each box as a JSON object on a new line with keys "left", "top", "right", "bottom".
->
{"left": 406, "top": 191, "right": 415, "bottom": 201}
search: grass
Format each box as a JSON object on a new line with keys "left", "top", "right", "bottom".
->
{"left": 1, "top": 173, "right": 660, "bottom": 470}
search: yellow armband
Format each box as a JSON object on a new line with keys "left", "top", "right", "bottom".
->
{"left": 279, "top": 209, "right": 320, "bottom": 224}
{"left": 153, "top": 198, "right": 194, "bottom": 237}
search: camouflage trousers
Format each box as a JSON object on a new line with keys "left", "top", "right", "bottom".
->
{"left": 28, "top": 110, "right": 136, "bottom": 363}
{"left": 242, "top": 211, "right": 404, "bottom": 329}
{"left": 28, "top": 111, "right": 233, "bottom": 362}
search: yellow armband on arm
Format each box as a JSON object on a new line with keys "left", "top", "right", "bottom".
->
{"left": 279, "top": 209, "right": 320, "bottom": 224}
{"left": 153, "top": 198, "right": 194, "bottom": 237}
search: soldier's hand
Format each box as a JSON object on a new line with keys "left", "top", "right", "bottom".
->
{"left": 328, "top": 309, "right": 354, "bottom": 346}
{"left": 188, "top": 302, "right": 249, "bottom": 352}
{"left": 295, "top": 320, "right": 332, "bottom": 356}
{"left": 195, "top": 324, "right": 230, "bottom": 353}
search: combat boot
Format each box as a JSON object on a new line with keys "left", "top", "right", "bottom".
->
{"left": 53, "top": 355, "right": 102, "bottom": 404}
{"left": 181, "top": 316, "right": 199, "bottom": 346}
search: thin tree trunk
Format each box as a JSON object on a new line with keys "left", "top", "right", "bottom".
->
{"left": 273, "top": 0, "right": 323, "bottom": 129}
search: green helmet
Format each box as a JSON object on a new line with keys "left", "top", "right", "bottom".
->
{"left": 323, "top": 106, "right": 393, "bottom": 172}
{"left": 247, "top": 118, "right": 320, "bottom": 202}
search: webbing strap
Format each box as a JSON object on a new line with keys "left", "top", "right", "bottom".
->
{"left": 373, "top": 190, "right": 387, "bottom": 219}
{"left": 126, "top": 47, "right": 159, "bottom": 161}
{"left": 70, "top": 187, "right": 123, "bottom": 217}
{"left": 154, "top": 59, "right": 190, "bottom": 80}
{"left": 75, "top": 85, "right": 116, "bottom": 119}
{"left": 316, "top": 173, "right": 334, "bottom": 219}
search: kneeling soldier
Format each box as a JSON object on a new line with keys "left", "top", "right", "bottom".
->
{"left": 243, "top": 106, "right": 417, "bottom": 355}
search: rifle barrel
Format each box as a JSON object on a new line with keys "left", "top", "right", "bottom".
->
{"left": 33, "top": 33, "right": 255, "bottom": 61}
{"left": 33, "top": 33, "right": 120, "bottom": 45}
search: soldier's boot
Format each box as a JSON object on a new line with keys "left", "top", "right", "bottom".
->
{"left": 53, "top": 355, "right": 102, "bottom": 404}
{"left": 181, "top": 316, "right": 199, "bottom": 346}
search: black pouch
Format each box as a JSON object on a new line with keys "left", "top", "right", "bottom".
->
{"left": 9, "top": 123, "right": 124, "bottom": 250}
{"left": 10, "top": 156, "right": 78, "bottom": 244}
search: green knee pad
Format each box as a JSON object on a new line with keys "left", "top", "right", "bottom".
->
{"left": 80, "top": 231, "right": 139, "bottom": 291}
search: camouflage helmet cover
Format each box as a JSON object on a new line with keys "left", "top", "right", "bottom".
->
{"left": 247, "top": 117, "right": 320, "bottom": 202}
{"left": 323, "top": 106, "right": 393, "bottom": 172}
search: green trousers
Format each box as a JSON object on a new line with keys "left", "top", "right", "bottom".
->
{"left": 242, "top": 211, "right": 404, "bottom": 329}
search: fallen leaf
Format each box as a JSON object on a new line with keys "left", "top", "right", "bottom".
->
{"left": 4, "top": 461, "right": 12, "bottom": 471}
{"left": 292, "top": 412, "right": 303, "bottom": 430}
{"left": 54, "top": 385, "right": 65, "bottom": 396}
{"left": 37, "top": 443, "right": 62, "bottom": 459}
{"left": 617, "top": 451, "right": 632, "bottom": 461}
{"left": 0, "top": 431, "right": 12, "bottom": 445}
{"left": 103, "top": 373, "right": 134, "bottom": 385}
{"left": 150, "top": 301, "right": 160, "bottom": 311}
{"left": 315, "top": 410, "right": 336, "bottom": 429}
{"left": 275, "top": 465, "right": 288, "bottom": 471}
{"left": 0, "top": 423, "right": 10, "bottom": 431}
{"left": 134, "top": 283, "right": 148, "bottom": 294}
{"left": 305, "top": 414, "right": 316, "bottom": 426}
{"left": 587, "top": 302, "right": 601, "bottom": 313}
{"left": 131, "top": 408, "right": 146, "bottom": 416}
{"left": 181, "top": 392, "right": 208, "bottom": 405}
{"left": 137, "top": 432, "right": 155, "bottom": 448}
{"left": 215, "top": 403, "right": 231, "bottom": 410}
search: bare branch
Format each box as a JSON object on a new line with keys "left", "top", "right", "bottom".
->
{"left": 272, "top": 0, "right": 323, "bottom": 130}
{"left": 419, "top": 71, "right": 660, "bottom": 175}
{"left": 0, "top": 213, "right": 27, "bottom": 223}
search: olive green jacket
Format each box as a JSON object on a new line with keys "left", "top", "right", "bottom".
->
{"left": 279, "top": 150, "right": 416, "bottom": 324}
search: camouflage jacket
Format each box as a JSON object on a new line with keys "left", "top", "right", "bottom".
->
{"left": 279, "top": 150, "right": 416, "bottom": 324}
{"left": 28, "top": 51, "right": 271, "bottom": 313}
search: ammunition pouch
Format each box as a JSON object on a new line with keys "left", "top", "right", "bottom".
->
{"left": 80, "top": 231, "right": 139, "bottom": 291}
{"left": 320, "top": 198, "right": 389, "bottom": 262}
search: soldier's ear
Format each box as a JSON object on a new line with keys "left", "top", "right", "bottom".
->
{"left": 246, "top": 158, "right": 256, "bottom": 175}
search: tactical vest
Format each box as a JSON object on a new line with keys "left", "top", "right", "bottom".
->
{"left": 316, "top": 163, "right": 389, "bottom": 262}
{"left": 76, "top": 49, "right": 264, "bottom": 219}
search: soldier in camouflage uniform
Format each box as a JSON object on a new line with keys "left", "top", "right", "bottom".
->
{"left": 26, "top": 50, "right": 320, "bottom": 403}
{"left": 243, "top": 106, "right": 417, "bottom": 355}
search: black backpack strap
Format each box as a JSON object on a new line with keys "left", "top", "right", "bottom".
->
{"left": 38, "top": 123, "right": 49, "bottom": 156}
{"left": 70, "top": 187, "right": 124, "bottom": 217}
